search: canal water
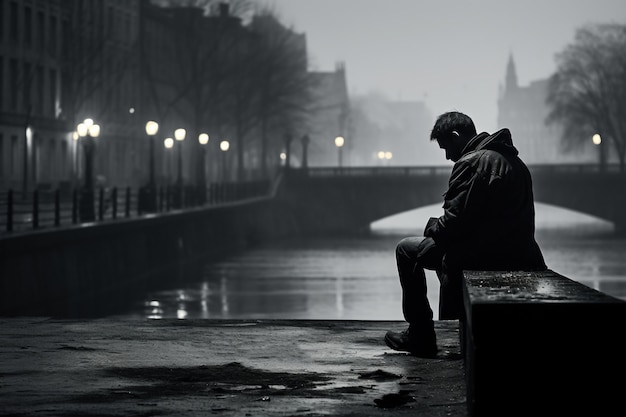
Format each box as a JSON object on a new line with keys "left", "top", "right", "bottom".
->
{"left": 118, "top": 203, "right": 626, "bottom": 320}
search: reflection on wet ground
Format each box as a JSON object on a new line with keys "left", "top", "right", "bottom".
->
{"left": 122, "top": 225, "right": 626, "bottom": 320}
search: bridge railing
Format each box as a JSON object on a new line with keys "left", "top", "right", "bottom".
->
{"left": 0, "top": 180, "right": 272, "bottom": 235}
{"left": 304, "top": 163, "right": 622, "bottom": 177}
{"left": 305, "top": 166, "right": 452, "bottom": 177}
{"left": 528, "top": 163, "right": 622, "bottom": 174}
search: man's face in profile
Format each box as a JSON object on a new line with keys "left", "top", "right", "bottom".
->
{"left": 436, "top": 132, "right": 465, "bottom": 162}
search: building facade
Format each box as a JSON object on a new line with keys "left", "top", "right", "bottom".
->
{"left": 0, "top": 1, "right": 348, "bottom": 192}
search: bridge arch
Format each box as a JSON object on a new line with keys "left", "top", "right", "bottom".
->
{"left": 279, "top": 165, "right": 626, "bottom": 235}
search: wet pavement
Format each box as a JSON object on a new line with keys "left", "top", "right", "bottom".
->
{"left": 0, "top": 318, "right": 465, "bottom": 416}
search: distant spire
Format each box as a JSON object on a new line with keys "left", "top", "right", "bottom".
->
{"left": 505, "top": 52, "right": 518, "bottom": 92}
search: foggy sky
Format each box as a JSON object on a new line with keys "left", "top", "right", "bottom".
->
{"left": 255, "top": 0, "right": 626, "bottom": 133}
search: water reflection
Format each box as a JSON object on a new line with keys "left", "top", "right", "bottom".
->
{"left": 126, "top": 205, "right": 626, "bottom": 320}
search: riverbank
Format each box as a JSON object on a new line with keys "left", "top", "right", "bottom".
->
{"left": 0, "top": 318, "right": 465, "bottom": 417}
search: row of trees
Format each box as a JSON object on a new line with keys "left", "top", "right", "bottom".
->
{"left": 58, "top": 0, "right": 318, "bottom": 189}
{"left": 140, "top": 0, "right": 315, "bottom": 184}
{"left": 547, "top": 23, "right": 626, "bottom": 172}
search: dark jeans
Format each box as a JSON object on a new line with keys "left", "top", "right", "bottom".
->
{"left": 395, "top": 237, "right": 464, "bottom": 328}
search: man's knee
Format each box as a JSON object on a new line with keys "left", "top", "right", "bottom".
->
{"left": 395, "top": 237, "right": 424, "bottom": 261}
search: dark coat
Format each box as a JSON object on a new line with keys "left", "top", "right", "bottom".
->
{"left": 424, "top": 128, "right": 546, "bottom": 271}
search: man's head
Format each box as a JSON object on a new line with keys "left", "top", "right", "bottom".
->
{"left": 430, "top": 112, "right": 477, "bottom": 162}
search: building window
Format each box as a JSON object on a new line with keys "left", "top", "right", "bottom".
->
{"left": 37, "top": 65, "right": 44, "bottom": 115}
{"left": 24, "top": 6, "right": 32, "bottom": 48}
{"left": 9, "top": 59, "right": 18, "bottom": 110}
{"left": 10, "top": 135, "right": 18, "bottom": 177}
{"left": 60, "top": 140, "right": 67, "bottom": 178}
{"left": 0, "top": 1, "right": 4, "bottom": 43}
{"left": 49, "top": 15, "right": 57, "bottom": 57}
{"left": 49, "top": 139, "right": 57, "bottom": 179}
{"left": 49, "top": 69, "right": 56, "bottom": 117}
{"left": 23, "top": 62, "right": 31, "bottom": 112}
{"left": 37, "top": 11, "right": 44, "bottom": 49}
{"left": 9, "top": 1, "right": 17, "bottom": 43}
{"left": 0, "top": 57, "right": 3, "bottom": 111}
{"left": 0, "top": 134, "right": 4, "bottom": 178}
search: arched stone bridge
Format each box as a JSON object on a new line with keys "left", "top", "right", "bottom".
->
{"left": 278, "top": 165, "right": 626, "bottom": 235}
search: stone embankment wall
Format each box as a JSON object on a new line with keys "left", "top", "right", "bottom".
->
{"left": 0, "top": 196, "right": 298, "bottom": 317}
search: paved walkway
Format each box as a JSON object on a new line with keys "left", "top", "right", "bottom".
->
{"left": 0, "top": 318, "right": 465, "bottom": 416}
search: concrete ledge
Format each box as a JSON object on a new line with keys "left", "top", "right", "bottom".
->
{"left": 0, "top": 319, "right": 465, "bottom": 417}
{"left": 462, "top": 270, "right": 626, "bottom": 417}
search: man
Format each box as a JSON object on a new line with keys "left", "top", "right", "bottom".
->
{"left": 384, "top": 111, "right": 546, "bottom": 357}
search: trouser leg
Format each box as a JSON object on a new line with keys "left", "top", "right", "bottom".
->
{"left": 437, "top": 265, "right": 464, "bottom": 320}
{"left": 395, "top": 237, "right": 443, "bottom": 329}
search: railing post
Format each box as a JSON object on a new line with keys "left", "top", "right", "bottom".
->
{"left": 54, "top": 189, "right": 60, "bottom": 227}
{"left": 32, "top": 189, "right": 39, "bottom": 229}
{"left": 72, "top": 189, "right": 78, "bottom": 224}
{"left": 7, "top": 189, "right": 13, "bottom": 232}
{"left": 112, "top": 187, "right": 118, "bottom": 219}
{"left": 125, "top": 187, "right": 131, "bottom": 218}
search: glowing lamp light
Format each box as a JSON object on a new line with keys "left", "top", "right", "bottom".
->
{"left": 164, "top": 137, "right": 174, "bottom": 149}
{"left": 198, "top": 133, "right": 209, "bottom": 145}
{"left": 88, "top": 124, "right": 100, "bottom": 137}
{"left": 174, "top": 128, "right": 186, "bottom": 141}
{"left": 592, "top": 134, "right": 602, "bottom": 145}
{"left": 145, "top": 121, "right": 159, "bottom": 136}
{"left": 335, "top": 136, "right": 345, "bottom": 148}
{"left": 77, "top": 123, "right": 88, "bottom": 137}
{"left": 220, "top": 140, "right": 230, "bottom": 152}
{"left": 377, "top": 151, "right": 385, "bottom": 160}
{"left": 385, "top": 151, "right": 393, "bottom": 160}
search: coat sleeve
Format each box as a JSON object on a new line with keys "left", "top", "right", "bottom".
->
{"left": 424, "top": 153, "right": 498, "bottom": 247}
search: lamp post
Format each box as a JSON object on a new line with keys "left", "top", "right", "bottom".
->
{"left": 301, "top": 134, "right": 310, "bottom": 170}
{"left": 164, "top": 137, "right": 174, "bottom": 209}
{"left": 220, "top": 140, "right": 230, "bottom": 182}
{"left": 592, "top": 133, "right": 605, "bottom": 172}
{"left": 198, "top": 133, "right": 209, "bottom": 204}
{"left": 139, "top": 120, "right": 159, "bottom": 213}
{"left": 174, "top": 128, "right": 186, "bottom": 207}
{"left": 76, "top": 118, "right": 101, "bottom": 222}
{"left": 283, "top": 132, "right": 293, "bottom": 170}
{"left": 334, "top": 136, "right": 345, "bottom": 168}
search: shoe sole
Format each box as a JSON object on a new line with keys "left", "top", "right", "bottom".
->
{"left": 384, "top": 333, "right": 438, "bottom": 358}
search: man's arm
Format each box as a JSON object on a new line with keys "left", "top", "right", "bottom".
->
{"left": 424, "top": 154, "right": 496, "bottom": 246}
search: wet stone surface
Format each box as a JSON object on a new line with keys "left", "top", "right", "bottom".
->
{"left": 0, "top": 318, "right": 466, "bottom": 416}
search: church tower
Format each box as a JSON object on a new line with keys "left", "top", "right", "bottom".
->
{"left": 505, "top": 53, "right": 518, "bottom": 92}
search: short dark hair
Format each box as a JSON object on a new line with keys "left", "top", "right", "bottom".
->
{"left": 430, "top": 111, "right": 477, "bottom": 141}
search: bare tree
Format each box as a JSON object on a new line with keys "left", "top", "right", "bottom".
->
{"left": 245, "top": 9, "right": 312, "bottom": 177}
{"left": 546, "top": 24, "right": 626, "bottom": 172}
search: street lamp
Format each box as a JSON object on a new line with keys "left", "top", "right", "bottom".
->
{"left": 334, "top": 136, "right": 345, "bottom": 168}
{"left": 173, "top": 128, "right": 186, "bottom": 207}
{"left": 220, "top": 140, "right": 230, "bottom": 182}
{"left": 164, "top": 137, "right": 174, "bottom": 180}
{"left": 139, "top": 120, "right": 159, "bottom": 213}
{"left": 592, "top": 133, "right": 605, "bottom": 172}
{"left": 145, "top": 121, "right": 159, "bottom": 186}
{"left": 198, "top": 133, "right": 209, "bottom": 204}
{"left": 76, "top": 118, "right": 101, "bottom": 222}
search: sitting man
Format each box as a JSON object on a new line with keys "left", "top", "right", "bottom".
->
{"left": 385, "top": 111, "right": 547, "bottom": 357}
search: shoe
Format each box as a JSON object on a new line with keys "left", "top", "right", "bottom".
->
{"left": 384, "top": 327, "right": 438, "bottom": 357}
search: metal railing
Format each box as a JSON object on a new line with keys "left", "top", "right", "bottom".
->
{"left": 0, "top": 180, "right": 271, "bottom": 235}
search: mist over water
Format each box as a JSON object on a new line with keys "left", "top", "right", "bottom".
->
{"left": 122, "top": 204, "right": 626, "bottom": 321}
